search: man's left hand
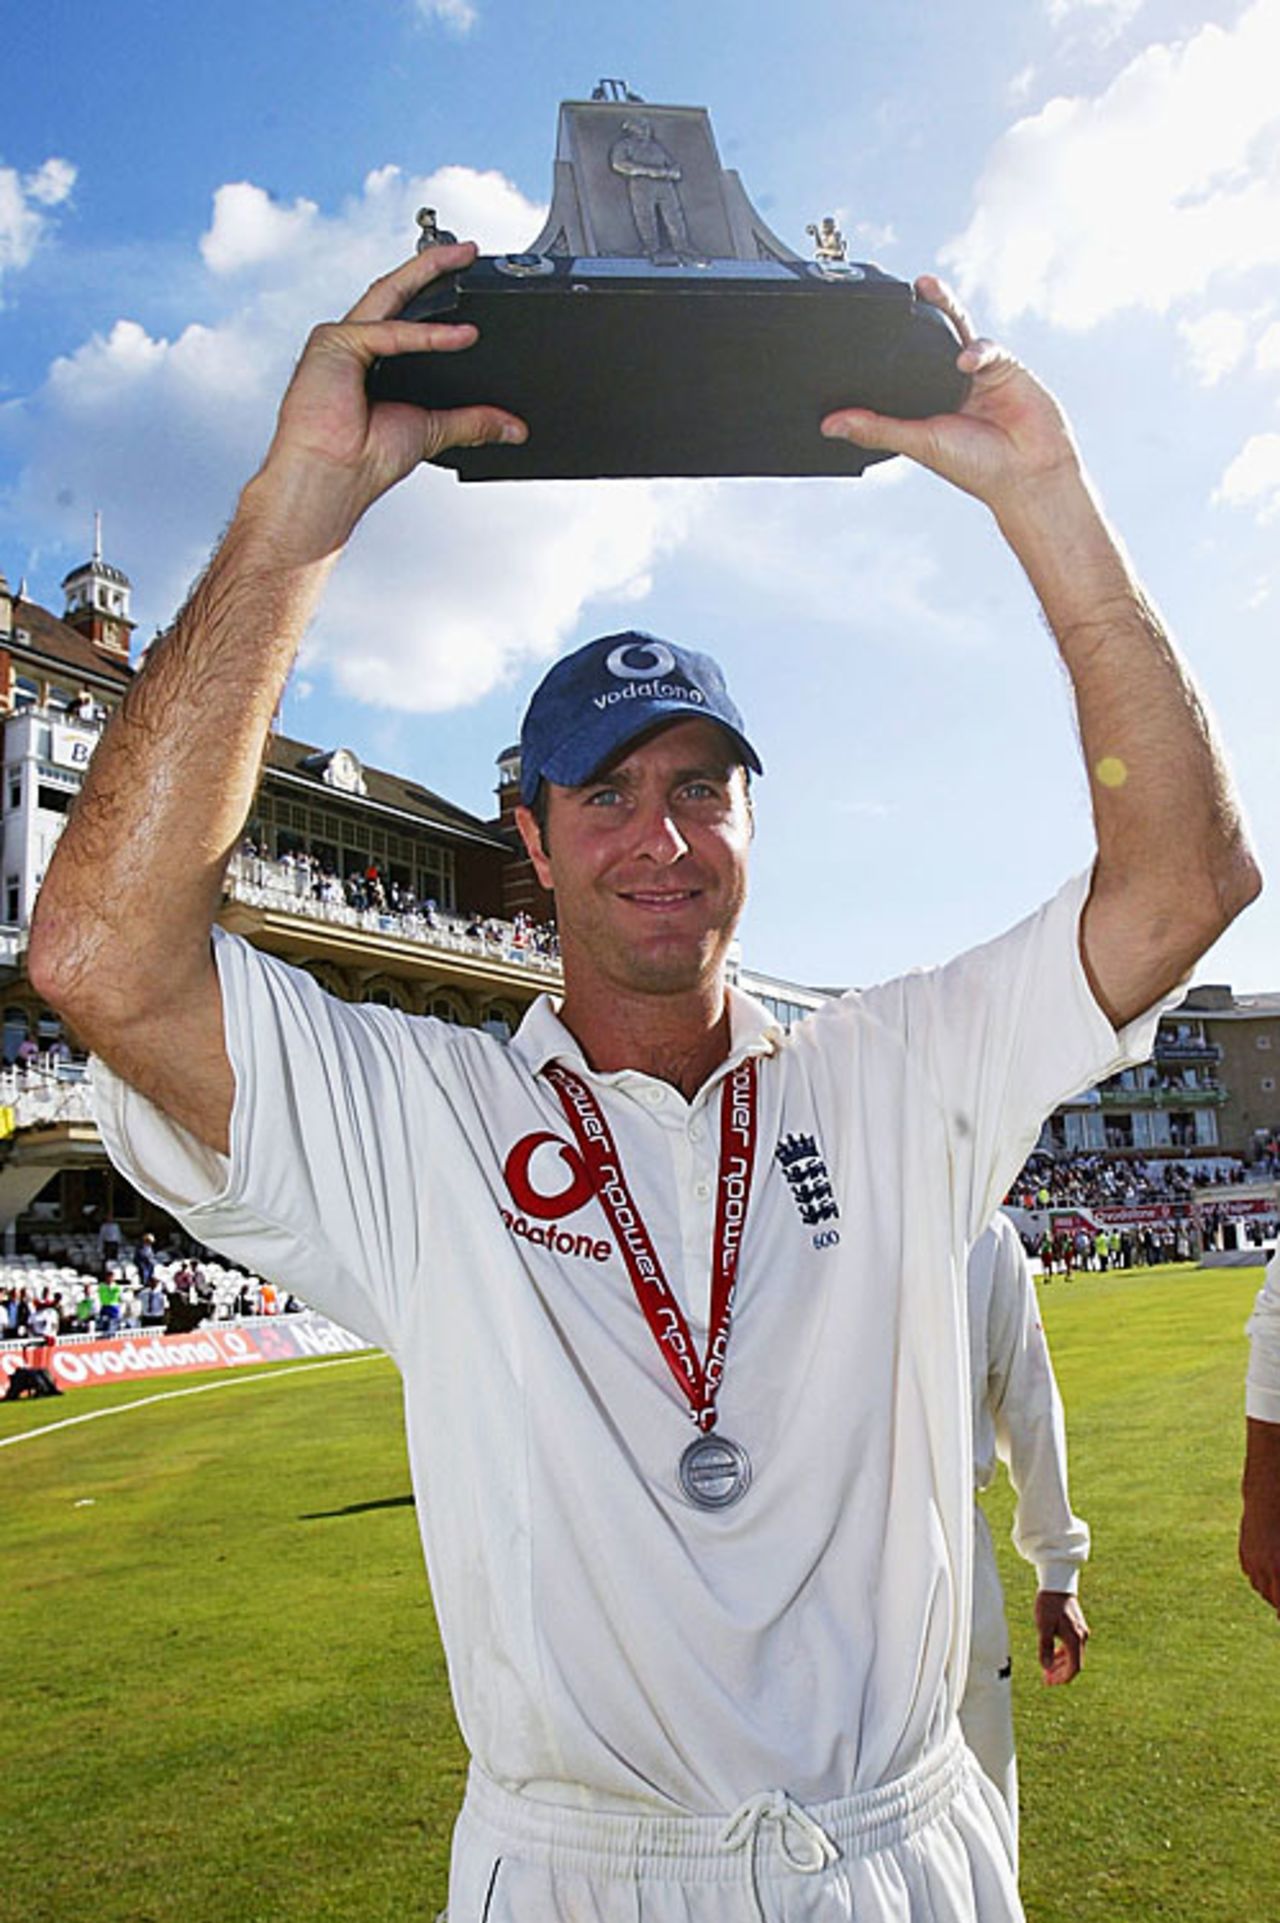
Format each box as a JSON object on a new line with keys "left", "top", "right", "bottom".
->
{"left": 1035, "top": 1589, "right": 1089, "bottom": 1685}
{"left": 820, "top": 276, "right": 1082, "bottom": 518}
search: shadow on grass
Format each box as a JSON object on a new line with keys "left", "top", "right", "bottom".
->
{"left": 300, "top": 1492, "right": 415, "bottom": 1520}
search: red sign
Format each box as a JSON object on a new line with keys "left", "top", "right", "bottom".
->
{"left": 1, "top": 1313, "right": 371, "bottom": 1392}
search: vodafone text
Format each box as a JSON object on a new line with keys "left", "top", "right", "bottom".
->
{"left": 498, "top": 1209, "right": 611, "bottom": 1263}
{"left": 591, "top": 680, "right": 707, "bottom": 714}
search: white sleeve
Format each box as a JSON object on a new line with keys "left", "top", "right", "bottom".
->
{"left": 855, "top": 869, "right": 1181, "bottom": 1251}
{"left": 984, "top": 1214, "right": 1090, "bottom": 1593}
{"left": 91, "top": 928, "right": 446, "bottom": 1356}
{"left": 1246, "top": 1248, "right": 1280, "bottom": 1423}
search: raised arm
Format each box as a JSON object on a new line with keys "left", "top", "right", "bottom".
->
{"left": 28, "top": 244, "right": 527, "bottom": 1154}
{"left": 822, "top": 279, "right": 1261, "bottom": 1029}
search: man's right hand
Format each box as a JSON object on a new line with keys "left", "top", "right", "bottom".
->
{"left": 251, "top": 241, "right": 528, "bottom": 561}
{"left": 30, "top": 243, "right": 528, "bottom": 1157}
{"left": 1035, "top": 1589, "right": 1089, "bottom": 1684}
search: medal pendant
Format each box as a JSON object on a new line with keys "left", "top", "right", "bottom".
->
{"left": 678, "top": 1432, "right": 752, "bottom": 1510}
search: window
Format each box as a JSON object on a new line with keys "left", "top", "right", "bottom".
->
{"left": 1257, "top": 1035, "right": 1272, "bottom": 1051}
{"left": 5, "top": 878, "right": 18, "bottom": 925}
{"left": 8, "top": 773, "right": 20, "bottom": 811}
{"left": 13, "top": 677, "right": 38, "bottom": 711}
{"left": 3, "top": 1005, "right": 29, "bottom": 1062}
{"left": 1263, "top": 1077, "right": 1277, "bottom": 1095}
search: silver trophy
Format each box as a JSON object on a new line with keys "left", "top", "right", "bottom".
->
{"left": 367, "top": 81, "right": 967, "bottom": 480}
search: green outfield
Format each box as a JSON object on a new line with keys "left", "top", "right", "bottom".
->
{"left": 2, "top": 1265, "right": 1276, "bottom": 1923}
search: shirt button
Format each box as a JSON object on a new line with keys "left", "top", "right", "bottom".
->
{"left": 643, "top": 1086, "right": 665, "bottom": 1107}
{"left": 688, "top": 1121, "right": 705, "bottom": 1143}
{"left": 694, "top": 1179, "right": 712, "bottom": 1201}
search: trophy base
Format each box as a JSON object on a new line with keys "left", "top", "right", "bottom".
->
{"left": 366, "top": 258, "right": 968, "bottom": 482}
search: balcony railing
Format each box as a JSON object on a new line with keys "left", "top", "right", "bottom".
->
{"left": 1154, "top": 1036, "right": 1223, "bottom": 1064}
{"left": 1097, "top": 1084, "right": 1227, "bottom": 1108}
{"left": 223, "top": 852, "right": 562, "bottom": 979}
{"left": 0, "top": 1061, "right": 97, "bottom": 1129}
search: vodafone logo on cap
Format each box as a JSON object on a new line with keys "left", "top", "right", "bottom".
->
{"left": 503, "top": 1132, "right": 595, "bottom": 1220}
{"left": 605, "top": 640, "right": 677, "bottom": 681}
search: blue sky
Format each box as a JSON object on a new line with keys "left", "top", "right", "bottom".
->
{"left": 2, "top": 0, "right": 1277, "bottom": 992}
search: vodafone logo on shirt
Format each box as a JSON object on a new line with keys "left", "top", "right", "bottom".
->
{"left": 501, "top": 1132, "right": 612, "bottom": 1263}
{"left": 504, "top": 1132, "right": 596, "bottom": 1218}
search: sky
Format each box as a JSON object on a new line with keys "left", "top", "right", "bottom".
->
{"left": 1, "top": 0, "right": 1277, "bottom": 994}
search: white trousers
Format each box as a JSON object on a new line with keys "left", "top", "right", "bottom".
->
{"left": 959, "top": 1507, "right": 1018, "bottom": 1853}
{"left": 446, "top": 1725, "right": 1022, "bottom": 1921}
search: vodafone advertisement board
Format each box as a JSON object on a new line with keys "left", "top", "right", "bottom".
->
{"left": 1, "top": 1312, "right": 374, "bottom": 1392}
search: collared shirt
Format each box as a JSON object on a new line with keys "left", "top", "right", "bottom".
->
{"left": 92, "top": 871, "right": 1169, "bottom": 1817}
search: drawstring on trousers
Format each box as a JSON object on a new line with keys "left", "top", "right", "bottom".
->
{"left": 718, "top": 1790, "right": 840, "bottom": 1919}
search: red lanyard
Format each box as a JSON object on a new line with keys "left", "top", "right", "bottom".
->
{"left": 542, "top": 1056, "right": 759, "bottom": 1432}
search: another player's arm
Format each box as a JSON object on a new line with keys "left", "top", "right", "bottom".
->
{"left": 1239, "top": 1418, "right": 1280, "bottom": 1617}
{"left": 985, "top": 1220, "right": 1090, "bottom": 1683}
{"left": 28, "top": 245, "right": 527, "bottom": 1155}
{"left": 1241, "top": 1251, "right": 1280, "bottom": 1615}
{"left": 822, "top": 279, "right": 1261, "bottom": 1028}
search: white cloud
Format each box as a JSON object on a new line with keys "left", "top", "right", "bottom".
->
{"left": 675, "top": 479, "right": 987, "bottom": 656}
{"left": 1046, "top": 0, "right": 1145, "bottom": 36}
{"left": 1215, "top": 431, "right": 1280, "bottom": 519}
{"left": 201, "top": 182, "right": 319, "bottom": 274}
{"left": 850, "top": 219, "right": 897, "bottom": 257}
{"left": 4, "top": 162, "right": 708, "bottom": 714}
{"left": 316, "top": 477, "right": 698, "bottom": 711}
{"left": 1256, "top": 321, "right": 1280, "bottom": 371}
{"left": 0, "top": 155, "right": 77, "bottom": 286}
{"left": 24, "top": 158, "right": 76, "bottom": 209}
{"left": 1179, "top": 308, "right": 1253, "bottom": 385}
{"left": 412, "top": 0, "right": 477, "bottom": 31}
{"left": 941, "top": 0, "right": 1280, "bottom": 329}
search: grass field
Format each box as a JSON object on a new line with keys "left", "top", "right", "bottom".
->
{"left": 2, "top": 1265, "right": 1276, "bottom": 1922}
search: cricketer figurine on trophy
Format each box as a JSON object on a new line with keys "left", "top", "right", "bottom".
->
{"left": 366, "top": 79, "right": 969, "bottom": 481}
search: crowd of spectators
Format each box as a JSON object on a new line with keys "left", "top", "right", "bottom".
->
{"left": 1005, "top": 1149, "right": 1248, "bottom": 1213}
{"left": 1, "top": 1222, "right": 303, "bottom": 1350}
{"left": 235, "top": 841, "right": 561, "bottom": 963}
{"left": 1004, "top": 1147, "right": 1277, "bottom": 1274}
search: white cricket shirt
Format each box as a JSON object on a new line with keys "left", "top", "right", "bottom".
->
{"left": 93, "top": 871, "right": 1168, "bottom": 1816}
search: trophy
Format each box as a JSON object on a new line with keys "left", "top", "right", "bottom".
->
{"left": 367, "top": 80, "right": 968, "bottom": 481}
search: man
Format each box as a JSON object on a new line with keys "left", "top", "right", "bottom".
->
{"left": 95, "top": 1268, "right": 122, "bottom": 1335}
{"left": 962, "top": 1214, "right": 1090, "bottom": 1851}
{"left": 97, "top": 1213, "right": 123, "bottom": 1266}
{"left": 1241, "top": 1245, "right": 1280, "bottom": 1618}
{"left": 29, "top": 243, "right": 1259, "bottom": 1920}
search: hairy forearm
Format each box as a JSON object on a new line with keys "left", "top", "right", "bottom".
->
{"left": 30, "top": 472, "right": 336, "bottom": 1035}
{"left": 996, "top": 470, "right": 1259, "bottom": 1009}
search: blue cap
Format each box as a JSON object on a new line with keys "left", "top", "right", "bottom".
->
{"left": 518, "top": 631, "right": 763, "bottom": 806}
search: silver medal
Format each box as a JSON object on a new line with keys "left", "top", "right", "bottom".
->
{"left": 678, "top": 1432, "right": 752, "bottom": 1510}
